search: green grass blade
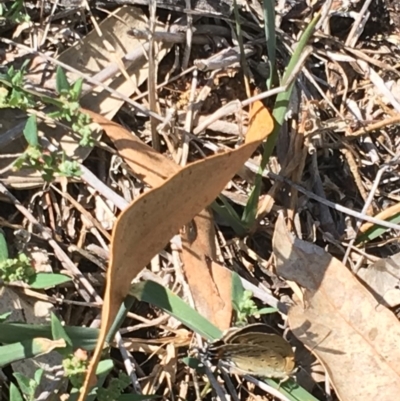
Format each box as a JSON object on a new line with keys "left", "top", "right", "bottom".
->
{"left": 241, "top": 180, "right": 262, "bottom": 229}
{"left": 0, "top": 229, "right": 9, "bottom": 261}
{"left": 356, "top": 212, "right": 400, "bottom": 243}
{"left": 130, "top": 280, "right": 222, "bottom": 341}
{"left": 231, "top": 271, "right": 245, "bottom": 313}
{"left": 29, "top": 273, "right": 71, "bottom": 289}
{"left": 105, "top": 295, "right": 136, "bottom": 345}
{"left": 10, "top": 383, "right": 24, "bottom": 401}
{"left": 0, "top": 322, "right": 98, "bottom": 350}
{"left": 262, "top": 0, "right": 277, "bottom": 89}
{"left": 0, "top": 337, "right": 66, "bottom": 367}
{"left": 242, "top": 12, "right": 321, "bottom": 229}
{"left": 233, "top": 0, "right": 251, "bottom": 95}
{"left": 261, "top": 378, "right": 321, "bottom": 401}
{"left": 262, "top": 12, "right": 321, "bottom": 166}
{"left": 212, "top": 197, "right": 247, "bottom": 236}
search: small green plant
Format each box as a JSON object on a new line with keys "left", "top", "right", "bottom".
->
{"left": 13, "top": 115, "right": 83, "bottom": 181}
{"left": 0, "top": 60, "right": 35, "bottom": 109}
{"left": 10, "top": 370, "right": 43, "bottom": 401}
{"left": 0, "top": 230, "right": 71, "bottom": 288}
{"left": 48, "top": 67, "right": 93, "bottom": 147}
{"left": 97, "top": 372, "right": 130, "bottom": 401}
{"left": 51, "top": 313, "right": 90, "bottom": 389}
{"left": 231, "top": 272, "right": 277, "bottom": 325}
{"left": 0, "top": 252, "right": 35, "bottom": 284}
{"left": 0, "top": 227, "right": 34, "bottom": 284}
{"left": 62, "top": 353, "right": 89, "bottom": 389}
{"left": 0, "top": 0, "right": 30, "bottom": 25}
{"left": 0, "top": 64, "right": 93, "bottom": 146}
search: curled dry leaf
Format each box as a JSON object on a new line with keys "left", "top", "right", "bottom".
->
{"left": 78, "top": 100, "right": 273, "bottom": 401}
{"left": 272, "top": 214, "right": 400, "bottom": 401}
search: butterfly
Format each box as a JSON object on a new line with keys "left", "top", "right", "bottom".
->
{"left": 206, "top": 323, "right": 296, "bottom": 380}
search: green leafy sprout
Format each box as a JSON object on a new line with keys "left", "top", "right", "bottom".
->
{"left": 13, "top": 115, "right": 83, "bottom": 182}
{"left": 0, "top": 63, "right": 93, "bottom": 147}
{"left": 0, "top": 0, "right": 31, "bottom": 25}
{"left": 11, "top": 369, "right": 43, "bottom": 401}
{"left": 0, "top": 252, "right": 35, "bottom": 284}
{"left": 232, "top": 272, "right": 277, "bottom": 325}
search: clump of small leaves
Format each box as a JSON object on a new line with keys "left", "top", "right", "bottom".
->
{"left": 10, "top": 370, "right": 43, "bottom": 401}
{"left": 0, "top": 60, "right": 35, "bottom": 109}
{"left": 0, "top": 0, "right": 30, "bottom": 25}
{"left": 47, "top": 67, "right": 93, "bottom": 147}
{"left": 232, "top": 272, "right": 277, "bottom": 325}
{"left": 97, "top": 372, "right": 130, "bottom": 401}
{"left": 0, "top": 252, "right": 35, "bottom": 284}
{"left": 63, "top": 352, "right": 89, "bottom": 389}
{"left": 13, "top": 115, "right": 82, "bottom": 181}
{"left": 0, "top": 230, "right": 34, "bottom": 284}
{"left": 0, "top": 63, "right": 93, "bottom": 147}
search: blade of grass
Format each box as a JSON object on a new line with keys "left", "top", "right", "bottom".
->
{"left": 233, "top": 0, "right": 251, "bottom": 97}
{"left": 263, "top": 12, "right": 321, "bottom": 165}
{"left": 242, "top": 12, "right": 321, "bottom": 228}
{"left": 0, "top": 229, "right": 9, "bottom": 261}
{"left": 262, "top": 0, "right": 277, "bottom": 89}
{"left": 129, "top": 280, "right": 222, "bottom": 341}
{"left": 0, "top": 338, "right": 66, "bottom": 367}
{"left": 0, "top": 322, "right": 98, "bottom": 350}
{"left": 356, "top": 212, "right": 400, "bottom": 243}
{"left": 212, "top": 197, "right": 247, "bottom": 237}
{"left": 29, "top": 272, "right": 71, "bottom": 289}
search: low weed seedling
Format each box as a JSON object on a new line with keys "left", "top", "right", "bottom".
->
{"left": 13, "top": 115, "right": 82, "bottom": 182}
{"left": 232, "top": 272, "right": 277, "bottom": 325}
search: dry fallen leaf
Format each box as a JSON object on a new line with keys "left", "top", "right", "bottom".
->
{"left": 181, "top": 208, "right": 232, "bottom": 329}
{"left": 78, "top": 100, "right": 274, "bottom": 400}
{"left": 357, "top": 252, "right": 400, "bottom": 307}
{"left": 273, "top": 213, "right": 400, "bottom": 401}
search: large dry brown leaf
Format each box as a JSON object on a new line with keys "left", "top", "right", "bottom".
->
{"left": 89, "top": 110, "right": 234, "bottom": 328}
{"left": 78, "top": 100, "right": 273, "bottom": 400}
{"left": 87, "top": 109, "right": 233, "bottom": 326}
{"left": 273, "top": 214, "right": 400, "bottom": 401}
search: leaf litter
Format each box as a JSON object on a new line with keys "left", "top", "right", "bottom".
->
{"left": 1, "top": 1, "right": 400, "bottom": 401}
